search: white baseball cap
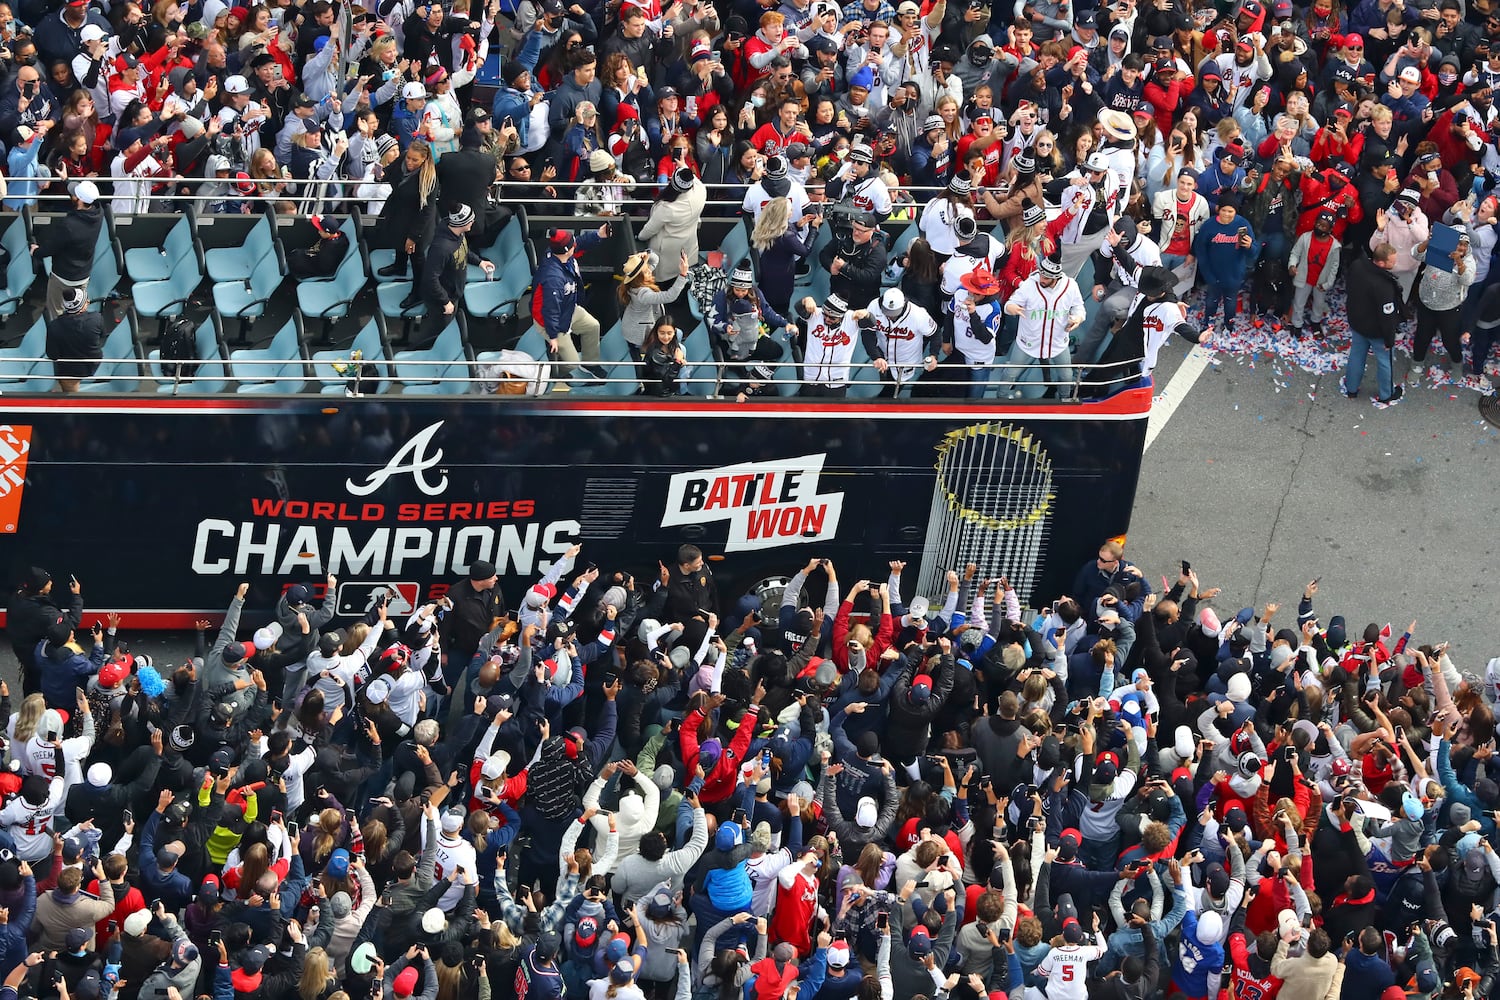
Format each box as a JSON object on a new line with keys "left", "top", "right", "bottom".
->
{"left": 402, "top": 81, "right": 426, "bottom": 100}
{"left": 223, "top": 75, "right": 249, "bottom": 94}
{"left": 80, "top": 24, "right": 107, "bottom": 42}
{"left": 72, "top": 180, "right": 99, "bottom": 205}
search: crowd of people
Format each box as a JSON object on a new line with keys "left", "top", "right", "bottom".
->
{"left": 23, "top": 0, "right": 1500, "bottom": 398}
{"left": 1, "top": 542, "right": 1499, "bottom": 1000}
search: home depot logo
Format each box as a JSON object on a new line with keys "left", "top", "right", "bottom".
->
{"left": 0, "top": 425, "right": 31, "bottom": 533}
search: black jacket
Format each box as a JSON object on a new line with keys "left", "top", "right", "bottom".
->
{"left": 435, "top": 146, "right": 499, "bottom": 227}
{"left": 420, "top": 226, "right": 478, "bottom": 308}
{"left": 819, "top": 232, "right": 887, "bottom": 310}
{"left": 438, "top": 578, "right": 505, "bottom": 662}
{"left": 378, "top": 160, "right": 438, "bottom": 245}
{"left": 6, "top": 589, "right": 80, "bottom": 667}
{"left": 1345, "top": 253, "right": 1404, "bottom": 347}
{"left": 37, "top": 204, "right": 102, "bottom": 284}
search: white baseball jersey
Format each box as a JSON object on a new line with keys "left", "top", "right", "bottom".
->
{"left": 1135, "top": 297, "right": 1188, "bottom": 371}
{"left": 834, "top": 171, "right": 893, "bottom": 216}
{"left": 429, "top": 831, "right": 477, "bottom": 908}
{"left": 1036, "top": 940, "right": 1107, "bottom": 1000}
{"left": 1101, "top": 235, "right": 1163, "bottom": 288}
{"left": 746, "top": 848, "right": 793, "bottom": 915}
{"left": 0, "top": 777, "right": 65, "bottom": 862}
{"left": 952, "top": 300, "right": 1006, "bottom": 365}
{"left": 919, "top": 196, "right": 975, "bottom": 256}
{"left": 1212, "top": 52, "right": 1272, "bottom": 109}
{"left": 941, "top": 233, "right": 1005, "bottom": 302}
{"left": 742, "top": 179, "right": 811, "bottom": 223}
{"left": 20, "top": 733, "right": 91, "bottom": 789}
{"left": 802, "top": 309, "right": 860, "bottom": 387}
{"left": 865, "top": 300, "right": 938, "bottom": 380}
{"left": 1010, "top": 274, "right": 1087, "bottom": 359}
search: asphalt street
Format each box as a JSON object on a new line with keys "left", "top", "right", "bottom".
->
{"left": 1128, "top": 332, "right": 1500, "bottom": 667}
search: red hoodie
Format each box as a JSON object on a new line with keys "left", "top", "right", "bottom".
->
{"left": 679, "top": 703, "right": 762, "bottom": 803}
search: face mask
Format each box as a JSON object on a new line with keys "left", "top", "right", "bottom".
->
{"left": 1441, "top": 71, "right": 1458, "bottom": 84}
{"left": 750, "top": 95, "right": 765, "bottom": 108}
{"left": 968, "top": 48, "right": 989, "bottom": 65}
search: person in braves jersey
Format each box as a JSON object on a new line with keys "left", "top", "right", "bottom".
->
{"left": 857, "top": 288, "right": 940, "bottom": 394}
{"left": 743, "top": 154, "right": 813, "bottom": 233}
{"left": 1034, "top": 914, "right": 1108, "bottom": 1000}
{"left": 517, "top": 930, "right": 565, "bottom": 1000}
{"left": 795, "top": 292, "right": 859, "bottom": 396}
{"left": 891, "top": 0, "right": 943, "bottom": 81}
{"left": 1225, "top": 914, "right": 1285, "bottom": 1000}
{"left": 940, "top": 215, "right": 1005, "bottom": 309}
{"left": 1085, "top": 265, "right": 1200, "bottom": 394}
{"left": 826, "top": 144, "right": 892, "bottom": 218}
{"left": 952, "top": 265, "right": 1008, "bottom": 396}
{"left": 767, "top": 850, "right": 822, "bottom": 956}
{"left": 1214, "top": 36, "right": 1272, "bottom": 109}
{"left": 1079, "top": 216, "right": 1163, "bottom": 364}
{"left": 751, "top": 97, "right": 812, "bottom": 154}
{"left": 1057, "top": 153, "right": 1116, "bottom": 279}
{"left": 1002, "top": 256, "right": 1087, "bottom": 398}
{"left": 426, "top": 802, "right": 478, "bottom": 908}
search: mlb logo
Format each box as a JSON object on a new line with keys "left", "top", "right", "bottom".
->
{"left": 336, "top": 582, "right": 419, "bottom": 617}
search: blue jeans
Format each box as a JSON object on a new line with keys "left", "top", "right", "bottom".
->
{"left": 1202, "top": 283, "right": 1238, "bottom": 325}
{"left": 1345, "top": 328, "right": 1393, "bottom": 399}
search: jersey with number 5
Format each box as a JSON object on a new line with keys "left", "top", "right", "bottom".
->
{"left": 1037, "top": 942, "right": 1106, "bottom": 1000}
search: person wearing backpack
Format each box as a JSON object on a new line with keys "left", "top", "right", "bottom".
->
{"left": 45, "top": 286, "right": 104, "bottom": 393}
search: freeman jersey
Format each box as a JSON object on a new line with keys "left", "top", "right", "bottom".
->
{"left": 1036, "top": 940, "right": 1107, "bottom": 1000}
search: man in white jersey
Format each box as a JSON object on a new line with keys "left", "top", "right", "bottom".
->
{"left": 1003, "top": 256, "right": 1087, "bottom": 398}
{"left": 21, "top": 701, "right": 95, "bottom": 790}
{"left": 1077, "top": 216, "right": 1162, "bottom": 364}
{"left": 797, "top": 293, "right": 860, "bottom": 396}
{"left": 1033, "top": 914, "right": 1108, "bottom": 1000}
{"left": 1057, "top": 153, "right": 1118, "bottom": 280}
{"left": 857, "top": 288, "right": 939, "bottom": 395}
{"left": 427, "top": 802, "right": 477, "bottom": 908}
{"left": 919, "top": 176, "right": 976, "bottom": 258}
{"left": 940, "top": 215, "right": 1006, "bottom": 315}
{"left": 743, "top": 154, "right": 812, "bottom": 231}
{"left": 0, "top": 775, "right": 67, "bottom": 863}
{"left": 952, "top": 266, "right": 1007, "bottom": 396}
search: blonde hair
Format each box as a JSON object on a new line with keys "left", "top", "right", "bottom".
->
{"left": 1370, "top": 105, "right": 1393, "bottom": 124}
{"left": 751, "top": 196, "right": 792, "bottom": 250}
{"left": 406, "top": 140, "right": 438, "bottom": 209}
{"left": 12, "top": 694, "right": 45, "bottom": 745}
{"left": 340, "top": 623, "right": 370, "bottom": 656}
{"left": 299, "top": 948, "right": 332, "bottom": 1000}
{"left": 936, "top": 96, "right": 961, "bottom": 141}
{"left": 313, "top": 808, "right": 342, "bottom": 864}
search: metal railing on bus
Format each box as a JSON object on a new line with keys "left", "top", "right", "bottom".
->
{"left": 10, "top": 355, "right": 1147, "bottom": 398}
{"left": 8, "top": 175, "right": 992, "bottom": 213}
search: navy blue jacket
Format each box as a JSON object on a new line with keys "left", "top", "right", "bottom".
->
{"left": 531, "top": 232, "right": 605, "bottom": 340}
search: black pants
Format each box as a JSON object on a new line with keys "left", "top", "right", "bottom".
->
{"left": 415, "top": 300, "right": 453, "bottom": 350}
{"left": 799, "top": 382, "right": 847, "bottom": 397}
{"left": 1414, "top": 300, "right": 1463, "bottom": 364}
